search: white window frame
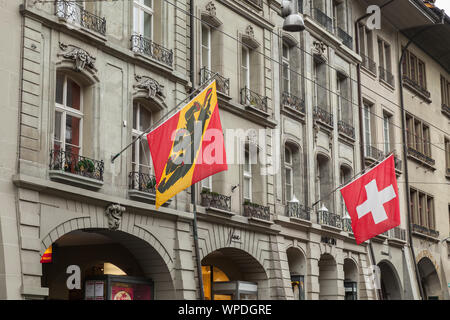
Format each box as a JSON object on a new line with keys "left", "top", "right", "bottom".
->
{"left": 54, "top": 74, "right": 83, "bottom": 155}
{"left": 241, "top": 46, "right": 250, "bottom": 89}
{"left": 133, "top": 0, "right": 154, "bottom": 39}
{"left": 201, "top": 24, "right": 211, "bottom": 70}
{"left": 282, "top": 43, "right": 290, "bottom": 93}
{"left": 201, "top": 176, "right": 212, "bottom": 191}
{"left": 285, "top": 146, "right": 293, "bottom": 202}
{"left": 132, "top": 102, "right": 152, "bottom": 173}
{"left": 383, "top": 113, "right": 391, "bottom": 154}
{"left": 243, "top": 149, "right": 252, "bottom": 202}
{"left": 363, "top": 103, "right": 372, "bottom": 157}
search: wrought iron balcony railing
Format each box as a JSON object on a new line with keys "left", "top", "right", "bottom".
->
{"left": 402, "top": 76, "right": 431, "bottom": 99}
{"left": 243, "top": 202, "right": 270, "bottom": 221}
{"left": 55, "top": 0, "right": 106, "bottom": 36}
{"left": 412, "top": 224, "right": 439, "bottom": 238}
{"left": 379, "top": 66, "right": 395, "bottom": 87}
{"left": 337, "top": 27, "right": 353, "bottom": 49}
{"left": 394, "top": 156, "right": 402, "bottom": 172}
{"left": 338, "top": 120, "right": 355, "bottom": 139}
{"left": 241, "top": 87, "right": 268, "bottom": 114}
{"left": 131, "top": 34, "right": 173, "bottom": 68}
{"left": 200, "top": 67, "right": 230, "bottom": 96}
{"left": 361, "top": 54, "right": 377, "bottom": 74}
{"left": 342, "top": 218, "right": 352, "bottom": 233}
{"left": 365, "top": 145, "right": 385, "bottom": 161}
{"left": 201, "top": 191, "right": 232, "bottom": 212}
{"left": 286, "top": 202, "right": 310, "bottom": 221}
{"left": 317, "top": 210, "right": 342, "bottom": 229}
{"left": 407, "top": 147, "right": 435, "bottom": 167}
{"left": 314, "top": 106, "right": 333, "bottom": 127}
{"left": 313, "top": 8, "right": 333, "bottom": 33}
{"left": 129, "top": 171, "right": 156, "bottom": 194}
{"left": 389, "top": 227, "right": 406, "bottom": 241}
{"left": 50, "top": 149, "right": 104, "bottom": 181}
{"left": 282, "top": 91, "right": 305, "bottom": 114}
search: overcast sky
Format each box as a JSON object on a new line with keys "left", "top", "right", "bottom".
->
{"left": 435, "top": 0, "right": 450, "bottom": 14}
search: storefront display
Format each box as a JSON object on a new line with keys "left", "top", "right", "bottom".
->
{"left": 84, "top": 275, "right": 153, "bottom": 300}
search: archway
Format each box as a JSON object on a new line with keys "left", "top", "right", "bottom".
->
{"left": 378, "top": 260, "right": 402, "bottom": 300}
{"left": 201, "top": 247, "right": 269, "bottom": 300}
{"left": 41, "top": 229, "right": 175, "bottom": 300}
{"left": 318, "top": 253, "right": 338, "bottom": 300}
{"left": 418, "top": 257, "right": 442, "bottom": 299}
{"left": 286, "top": 247, "right": 307, "bottom": 300}
{"left": 343, "top": 258, "right": 358, "bottom": 300}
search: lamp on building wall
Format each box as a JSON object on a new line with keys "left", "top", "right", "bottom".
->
{"left": 281, "top": 0, "right": 306, "bottom": 32}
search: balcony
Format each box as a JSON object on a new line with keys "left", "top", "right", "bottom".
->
{"left": 407, "top": 147, "right": 435, "bottom": 168}
{"left": 129, "top": 171, "right": 156, "bottom": 194}
{"left": 412, "top": 224, "right": 439, "bottom": 239}
{"left": 342, "top": 218, "right": 352, "bottom": 233}
{"left": 442, "top": 104, "right": 450, "bottom": 118}
{"left": 379, "top": 66, "right": 395, "bottom": 88}
{"left": 282, "top": 91, "right": 305, "bottom": 114}
{"left": 314, "top": 106, "right": 333, "bottom": 127}
{"left": 317, "top": 210, "right": 342, "bottom": 229}
{"left": 201, "top": 190, "right": 232, "bottom": 212}
{"left": 200, "top": 67, "right": 230, "bottom": 96}
{"left": 131, "top": 34, "right": 173, "bottom": 68}
{"left": 49, "top": 149, "right": 104, "bottom": 188}
{"left": 389, "top": 227, "right": 406, "bottom": 241}
{"left": 313, "top": 8, "right": 333, "bottom": 33}
{"left": 338, "top": 120, "right": 355, "bottom": 139}
{"left": 286, "top": 202, "right": 310, "bottom": 221}
{"left": 394, "top": 156, "right": 402, "bottom": 172}
{"left": 337, "top": 27, "right": 353, "bottom": 49}
{"left": 402, "top": 76, "right": 431, "bottom": 102}
{"left": 55, "top": 0, "right": 106, "bottom": 36}
{"left": 243, "top": 202, "right": 270, "bottom": 221}
{"left": 364, "top": 145, "right": 385, "bottom": 162}
{"left": 240, "top": 87, "right": 268, "bottom": 115}
{"left": 361, "top": 54, "right": 377, "bottom": 75}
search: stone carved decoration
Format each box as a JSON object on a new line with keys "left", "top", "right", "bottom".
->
{"left": 313, "top": 41, "right": 327, "bottom": 63}
{"left": 245, "top": 25, "right": 255, "bottom": 38}
{"left": 134, "top": 75, "right": 165, "bottom": 99}
{"left": 242, "top": 25, "right": 260, "bottom": 49}
{"left": 205, "top": 1, "right": 216, "bottom": 16}
{"left": 58, "top": 42, "right": 97, "bottom": 73}
{"left": 105, "top": 203, "right": 126, "bottom": 231}
{"left": 313, "top": 123, "right": 319, "bottom": 145}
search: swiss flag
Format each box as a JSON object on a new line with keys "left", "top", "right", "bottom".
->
{"left": 340, "top": 154, "right": 400, "bottom": 244}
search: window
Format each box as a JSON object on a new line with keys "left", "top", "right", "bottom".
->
{"left": 201, "top": 24, "right": 211, "bottom": 69}
{"left": 363, "top": 102, "right": 373, "bottom": 156}
{"left": 340, "top": 166, "right": 352, "bottom": 216}
{"left": 282, "top": 43, "right": 290, "bottom": 93}
{"left": 133, "top": 0, "right": 153, "bottom": 39}
{"left": 441, "top": 75, "right": 450, "bottom": 107}
{"left": 243, "top": 149, "right": 252, "bottom": 201}
{"left": 383, "top": 113, "right": 392, "bottom": 154}
{"left": 406, "top": 113, "right": 431, "bottom": 158}
{"left": 132, "top": 102, "right": 152, "bottom": 175}
{"left": 201, "top": 176, "right": 212, "bottom": 191}
{"left": 332, "top": 0, "right": 345, "bottom": 31}
{"left": 337, "top": 73, "right": 351, "bottom": 124}
{"left": 54, "top": 73, "right": 83, "bottom": 156}
{"left": 359, "top": 24, "right": 374, "bottom": 71}
{"left": 445, "top": 138, "right": 450, "bottom": 175}
{"left": 410, "top": 187, "right": 436, "bottom": 231}
{"left": 241, "top": 46, "right": 250, "bottom": 90}
{"left": 313, "top": 59, "right": 328, "bottom": 108}
{"left": 378, "top": 38, "right": 392, "bottom": 84}
{"left": 402, "top": 48, "right": 427, "bottom": 89}
{"left": 285, "top": 147, "right": 293, "bottom": 202}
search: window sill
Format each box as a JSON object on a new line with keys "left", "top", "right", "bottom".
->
{"left": 402, "top": 80, "right": 432, "bottom": 104}
{"left": 244, "top": 104, "right": 270, "bottom": 118}
{"left": 204, "top": 206, "right": 235, "bottom": 218}
{"left": 379, "top": 78, "right": 395, "bottom": 91}
{"left": 406, "top": 150, "right": 436, "bottom": 171}
{"left": 387, "top": 237, "right": 407, "bottom": 247}
{"left": 412, "top": 230, "right": 440, "bottom": 243}
{"left": 56, "top": 18, "right": 107, "bottom": 44}
{"left": 49, "top": 170, "right": 103, "bottom": 190}
{"left": 361, "top": 65, "right": 377, "bottom": 78}
{"left": 371, "top": 233, "right": 389, "bottom": 243}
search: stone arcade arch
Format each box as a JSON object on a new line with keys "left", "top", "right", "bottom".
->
{"left": 418, "top": 257, "right": 442, "bottom": 300}
{"left": 318, "top": 253, "right": 339, "bottom": 300}
{"left": 40, "top": 224, "right": 175, "bottom": 300}
{"left": 201, "top": 247, "right": 269, "bottom": 300}
{"left": 378, "top": 260, "right": 403, "bottom": 300}
{"left": 286, "top": 247, "right": 307, "bottom": 300}
{"left": 343, "top": 258, "right": 359, "bottom": 300}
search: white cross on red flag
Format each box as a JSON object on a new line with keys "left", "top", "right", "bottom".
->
{"left": 340, "top": 154, "right": 401, "bottom": 244}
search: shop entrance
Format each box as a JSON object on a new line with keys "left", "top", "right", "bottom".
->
{"left": 201, "top": 247, "right": 268, "bottom": 300}
{"left": 41, "top": 229, "right": 174, "bottom": 300}
{"left": 378, "top": 261, "right": 402, "bottom": 300}
{"left": 418, "top": 257, "right": 442, "bottom": 300}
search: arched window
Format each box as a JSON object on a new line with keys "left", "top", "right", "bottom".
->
{"left": 54, "top": 73, "right": 83, "bottom": 157}
{"left": 132, "top": 102, "right": 152, "bottom": 175}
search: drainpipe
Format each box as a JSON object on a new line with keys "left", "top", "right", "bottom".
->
{"left": 354, "top": 0, "right": 394, "bottom": 300}
{"left": 189, "top": 0, "right": 205, "bottom": 301}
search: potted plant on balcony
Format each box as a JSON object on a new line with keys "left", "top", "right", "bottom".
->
{"left": 145, "top": 176, "right": 157, "bottom": 191}
{"left": 75, "top": 159, "right": 95, "bottom": 174}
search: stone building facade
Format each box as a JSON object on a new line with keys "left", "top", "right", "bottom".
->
{"left": 0, "top": 0, "right": 448, "bottom": 300}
